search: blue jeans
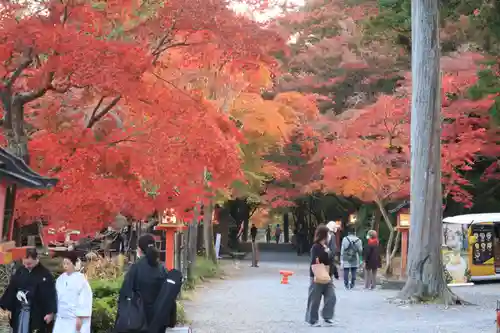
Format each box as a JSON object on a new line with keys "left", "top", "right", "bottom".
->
{"left": 343, "top": 267, "right": 357, "bottom": 288}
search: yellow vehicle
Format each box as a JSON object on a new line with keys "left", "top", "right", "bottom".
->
{"left": 443, "top": 213, "right": 500, "bottom": 282}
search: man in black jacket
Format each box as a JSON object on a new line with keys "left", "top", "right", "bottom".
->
{"left": 250, "top": 224, "right": 258, "bottom": 243}
{"left": 0, "top": 248, "right": 57, "bottom": 333}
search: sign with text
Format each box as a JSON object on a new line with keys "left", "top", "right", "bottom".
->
{"left": 471, "top": 224, "right": 494, "bottom": 265}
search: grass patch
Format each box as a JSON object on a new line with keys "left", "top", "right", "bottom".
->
{"left": 176, "top": 300, "right": 189, "bottom": 324}
{"left": 183, "top": 256, "right": 222, "bottom": 290}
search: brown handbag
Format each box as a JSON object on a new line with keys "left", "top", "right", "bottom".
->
{"left": 311, "top": 257, "right": 331, "bottom": 284}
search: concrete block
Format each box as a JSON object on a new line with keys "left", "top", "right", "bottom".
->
{"left": 166, "top": 327, "right": 192, "bottom": 333}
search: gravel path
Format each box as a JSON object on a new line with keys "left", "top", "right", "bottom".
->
{"left": 184, "top": 252, "right": 499, "bottom": 333}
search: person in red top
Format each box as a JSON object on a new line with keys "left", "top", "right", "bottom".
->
{"left": 363, "top": 230, "right": 381, "bottom": 290}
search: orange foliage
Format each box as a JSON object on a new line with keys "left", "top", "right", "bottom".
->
{"left": 2, "top": 0, "right": 287, "bottom": 236}
{"left": 317, "top": 53, "right": 498, "bottom": 208}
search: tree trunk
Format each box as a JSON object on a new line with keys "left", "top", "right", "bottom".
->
{"left": 385, "top": 231, "right": 401, "bottom": 276}
{"left": 187, "top": 206, "right": 199, "bottom": 282}
{"left": 2, "top": 101, "right": 28, "bottom": 244}
{"left": 203, "top": 199, "right": 217, "bottom": 264}
{"left": 399, "top": 0, "right": 461, "bottom": 304}
{"left": 283, "top": 213, "right": 289, "bottom": 243}
{"left": 3, "top": 102, "right": 29, "bottom": 163}
{"left": 375, "top": 200, "right": 397, "bottom": 277}
{"left": 241, "top": 199, "right": 250, "bottom": 242}
{"left": 373, "top": 208, "right": 381, "bottom": 234}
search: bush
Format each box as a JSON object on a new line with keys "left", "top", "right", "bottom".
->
{"left": 84, "top": 253, "right": 124, "bottom": 280}
{"left": 90, "top": 277, "right": 123, "bottom": 333}
{"left": 176, "top": 300, "right": 188, "bottom": 324}
{"left": 185, "top": 256, "right": 221, "bottom": 289}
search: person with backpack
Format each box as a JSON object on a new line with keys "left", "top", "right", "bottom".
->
{"left": 340, "top": 226, "right": 362, "bottom": 289}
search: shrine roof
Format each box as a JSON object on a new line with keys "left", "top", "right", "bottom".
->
{"left": 0, "top": 147, "right": 58, "bottom": 189}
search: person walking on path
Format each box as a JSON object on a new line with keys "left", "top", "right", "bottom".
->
{"left": 250, "top": 224, "right": 258, "bottom": 243}
{"left": 340, "top": 226, "right": 363, "bottom": 289}
{"left": 265, "top": 225, "right": 271, "bottom": 244}
{"left": 305, "top": 225, "right": 336, "bottom": 327}
{"left": 53, "top": 252, "right": 93, "bottom": 333}
{"left": 326, "top": 222, "right": 340, "bottom": 280}
{"left": 363, "top": 230, "right": 381, "bottom": 290}
{"left": 115, "top": 234, "right": 170, "bottom": 333}
{"left": 275, "top": 224, "right": 282, "bottom": 244}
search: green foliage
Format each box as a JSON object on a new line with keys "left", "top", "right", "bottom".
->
{"left": 367, "top": 0, "right": 500, "bottom": 54}
{"left": 466, "top": 62, "right": 500, "bottom": 123}
{"left": 469, "top": 2, "right": 500, "bottom": 53}
{"left": 185, "top": 256, "right": 222, "bottom": 290}
{"left": 90, "top": 278, "right": 123, "bottom": 333}
{"left": 176, "top": 300, "right": 188, "bottom": 324}
{"left": 89, "top": 272, "right": 190, "bottom": 333}
{"left": 464, "top": 268, "right": 472, "bottom": 282}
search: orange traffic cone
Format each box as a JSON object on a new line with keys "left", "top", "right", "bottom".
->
{"left": 280, "top": 270, "right": 294, "bottom": 284}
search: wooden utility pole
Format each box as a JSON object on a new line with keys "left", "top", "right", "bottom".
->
{"left": 399, "top": 0, "right": 460, "bottom": 304}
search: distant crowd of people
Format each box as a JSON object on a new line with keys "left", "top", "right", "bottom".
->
{"left": 249, "top": 223, "right": 282, "bottom": 244}
{"left": 0, "top": 234, "right": 182, "bottom": 333}
{"left": 305, "top": 222, "right": 381, "bottom": 327}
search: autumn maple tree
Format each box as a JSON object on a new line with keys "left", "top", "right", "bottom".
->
{"left": 0, "top": 0, "right": 289, "bottom": 239}
{"left": 316, "top": 52, "right": 498, "bottom": 275}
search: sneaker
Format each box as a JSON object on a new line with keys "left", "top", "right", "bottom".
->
{"left": 324, "top": 320, "right": 334, "bottom": 326}
{"left": 309, "top": 322, "right": 321, "bottom": 327}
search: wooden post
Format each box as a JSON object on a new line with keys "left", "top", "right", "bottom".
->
{"left": 251, "top": 241, "right": 259, "bottom": 267}
{"left": 401, "top": 230, "right": 409, "bottom": 277}
{"left": 27, "top": 235, "right": 36, "bottom": 247}
{"left": 155, "top": 217, "right": 187, "bottom": 271}
{"left": 283, "top": 213, "right": 289, "bottom": 243}
{"left": 164, "top": 229, "right": 176, "bottom": 271}
{"left": 0, "top": 182, "right": 7, "bottom": 242}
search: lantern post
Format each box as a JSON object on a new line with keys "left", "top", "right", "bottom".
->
{"left": 396, "top": 208, "right": 411, "bottom": 277}
{"left": 154, "top": 209, "right": 187, "bottom": 271}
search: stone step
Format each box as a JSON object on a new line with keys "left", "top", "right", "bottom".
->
{"left": 166, "top": 327, "right": 192, "bottom": 333}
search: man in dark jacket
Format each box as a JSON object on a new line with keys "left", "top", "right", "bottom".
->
{"left": 0, "top": 248, "right": 57, "bottom": 333}
{"left": 326, "top": 221, "right": 339, "bottom": 279}
{"left": 250, "top": 224, "right": 258, "bottom": 243}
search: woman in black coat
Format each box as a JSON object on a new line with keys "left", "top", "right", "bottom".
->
{"left": 115, "top": 234, "right": 173, "bottom": 333}
{"left": 363, "top": 230, "right": 381, "bottom": 290}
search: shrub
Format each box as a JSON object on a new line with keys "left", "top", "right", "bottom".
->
{"left": 84, "top": 253, "right": 124, "bottom": 280}
{"left": 90, "top": 277, "right": 123, "bottom": 333}
{"left": 185, "top": 256, "right": 221, "bottom": 289}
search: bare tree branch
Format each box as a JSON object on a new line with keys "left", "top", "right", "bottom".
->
{"left": 86, "top": 95, "right": 121, "bottom": 129}
{"left": 5, "top": 51, "right": 32, "bottom": 90}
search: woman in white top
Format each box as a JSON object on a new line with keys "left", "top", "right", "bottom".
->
{"left": 53, "top": 252, "right": 93, "bottom": 333}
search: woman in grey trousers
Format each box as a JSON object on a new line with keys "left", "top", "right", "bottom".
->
{"left": 305, "top": 225, "right": 336, "bottom": 327}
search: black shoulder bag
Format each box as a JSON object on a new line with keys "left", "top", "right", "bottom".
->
{"left": 114, "top": 265, "right": 147, "bottom": 333}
